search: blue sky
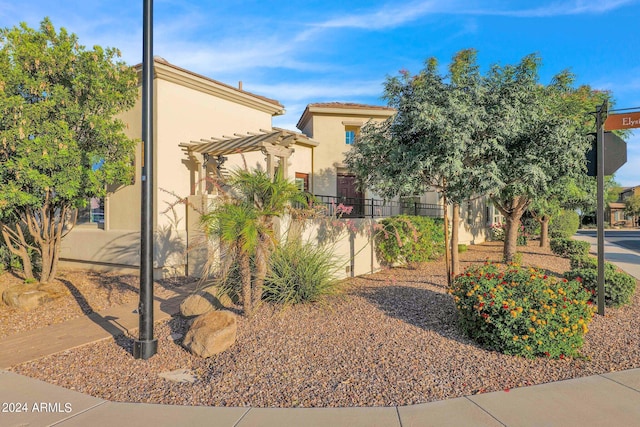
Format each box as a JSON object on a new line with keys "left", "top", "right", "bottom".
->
{"left": 1, "top": 0, "right": 639, "bottom": 186}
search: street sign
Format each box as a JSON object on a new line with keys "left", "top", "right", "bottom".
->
{"left": 605, "top": 111, "right": 640, "bottom": 130}
{"left": 586, "top": 132, "right": 627, "bottom": 176}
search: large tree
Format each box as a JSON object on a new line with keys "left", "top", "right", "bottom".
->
{"left": 481, "top": 55, "right": 591, "bottom": 261}
{"left": 345, "top": 50, "right": 485, "bottom": 282}
{"left": 0, "top": 19, "right": 138, "bottom": 283}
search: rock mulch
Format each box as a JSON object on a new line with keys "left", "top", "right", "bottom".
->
{"left": 6, "top": 241, "right": 640, "bottom": 407}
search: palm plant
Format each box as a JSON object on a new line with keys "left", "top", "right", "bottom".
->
{"left": 200, "top": 168, "right": 308, "bottom": 316}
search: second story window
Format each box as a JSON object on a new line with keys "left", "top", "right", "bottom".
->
{"left": 345, "top": 125, "right": 359, "bottom": 145}
{"left": 345, "top": 130, "right": 356, "bottom": 145}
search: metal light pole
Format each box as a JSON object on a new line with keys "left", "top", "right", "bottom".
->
{"left": 595, "top": 100, "right": 607, "bottom": 317}
{"left": 133, "top": 0, "right": 157, "bottom": 359}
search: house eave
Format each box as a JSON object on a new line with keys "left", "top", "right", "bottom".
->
{"left": 135, "top": 60, "right": 286, "bottom": 117}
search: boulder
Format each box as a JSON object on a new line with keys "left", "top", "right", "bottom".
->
{"left": 2, "top": 283, "right": 65, "bottom": 311}
{"left": 180, "top": 286, "right": 233, "bottom": 317}
{"left": 183, "top": 310, "right": 237, "bottom": 358}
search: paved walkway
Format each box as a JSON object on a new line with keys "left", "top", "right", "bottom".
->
{"left": 574, "top": 230, "right": 640, "bottom": 279}
{"left": 2, "top": 239, "right": 640, "bottom": 427}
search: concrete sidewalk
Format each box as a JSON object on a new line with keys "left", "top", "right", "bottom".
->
{"left": 573, "top": 231, "right": 640, "bottom": 280}
{"left": 2, "top": 239, "right": 640, "bottom": 427}
{"left": 0, "top": 281, "right": 196, "bottom": 369}
{"left": 2, "top": 368, "right": 640, "bottom": 426}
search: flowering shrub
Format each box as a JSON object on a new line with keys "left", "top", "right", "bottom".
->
{"left": 451, "top": 263, "right": 596, "bottom": 359}
{"left": 489, "top": 223, "right": 529, "bottom": 245}
{"left": 564, "top": 264, "right": 637, "bottom": 307}
{"left": 375, "top": 215, "right": 444, "bottom": 267}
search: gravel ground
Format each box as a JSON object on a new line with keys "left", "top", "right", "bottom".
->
{"left": 0, "top": 269, "right": 188, "bottom": 339}
{"left": 7, "top": 241, "right": 640, "bottom": 408}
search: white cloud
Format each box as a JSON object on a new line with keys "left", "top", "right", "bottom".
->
{"left": 314, "top": 0, "right": 440, "bottom": 30}
{"left": 460, "top": 0, "right": 638, "bottom": 17}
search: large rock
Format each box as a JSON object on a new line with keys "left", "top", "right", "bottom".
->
{"left": 2, "top": 284, "right": 52, "bottom": 311}
{"left": 183, "top": 310, "right": 237, "bottom": 358}
{"left": 180, "top": 286, "right": 233, "bottom": 317}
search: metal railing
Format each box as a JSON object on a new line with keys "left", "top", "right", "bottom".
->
{"left": 310, "top": 194, "right": 443, "bottom": 219}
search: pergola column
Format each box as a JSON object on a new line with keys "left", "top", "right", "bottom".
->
{"left": 261, "top": 145, "right": 294, "bottom": 179}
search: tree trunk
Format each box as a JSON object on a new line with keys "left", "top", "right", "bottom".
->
{"left": 252, "top": 234, "right": 269, "bottom": 309}
{"left": 1, "top": 223, "right": 34, "bottom": 280}
{"left": 442, "top": 196, "right": 451, "bottom": 286}
{"left": 491, "top": 196, "right": 529, "bottom": 263}
{"left": 539, "top": 217, "right": 550, "bottom": 248}
{"left": 238, "top": 249, "right": 253, "bottom": 316}
{"left": 451, "top": 203, "right": 460, "bottom": 278}
{"left": 503, "top": 211, "right": 526, "bottom": 262}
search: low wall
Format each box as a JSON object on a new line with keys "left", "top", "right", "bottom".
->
{"left": 281, "top": 216, "right": 382, "bottom": 280}
{"left": 60, "top": 225, "right": 187, "bottom": 279}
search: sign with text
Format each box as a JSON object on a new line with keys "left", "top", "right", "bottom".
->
{"left": 604, "top": 111, "right": 640, "bottom": 130}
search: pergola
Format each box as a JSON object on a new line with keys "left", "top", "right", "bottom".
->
{"left": 180, "top": 127, "right": 318, "bottom": 194}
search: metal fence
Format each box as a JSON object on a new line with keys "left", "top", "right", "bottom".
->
{"left": 311, "top": 194, "right": 444, "bottom": 219}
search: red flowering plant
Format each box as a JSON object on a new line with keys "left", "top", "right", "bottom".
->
{"left": 450, "top": 262, "right": 596, "bottom": 359}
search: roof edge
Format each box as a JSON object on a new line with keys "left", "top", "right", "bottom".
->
{"left": 133, "top": 59, "right": 285, "bottom": 116}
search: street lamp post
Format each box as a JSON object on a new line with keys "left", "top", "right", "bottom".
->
{"left": 133, "top": 0, "right": 157, "bottom": 360}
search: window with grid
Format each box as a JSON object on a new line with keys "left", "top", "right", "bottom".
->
{"left": 345, "top": 125, "right": 359, "bottom": 145}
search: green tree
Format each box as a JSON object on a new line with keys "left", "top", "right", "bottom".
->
{"left": 0, "top": 18, "right": 138, "bottom": 283}
{"left": 481, "top": 55, "right": 591, "bottom": 261}
{"left": 562, "top": 175, "right": 620, "bottom": 225}
{"left": 528, "top": 79, "right": 611, "bottom": 245}
{"left": 345, "top": 49, "right": 485, "bottom": 282}
{"left": 200, "top": 169, "right": 307, "bottom": 316}
{"left": 625, "top": 194, "right": 640, "bottom": 224}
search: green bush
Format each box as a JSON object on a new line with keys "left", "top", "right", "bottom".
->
{"left": 0, "top": 242, "right": 10, "bottom": 273}
{"left": 451, "top": 263, "right": 596, "bottom": 359}
{"left": 375, "top": 215, "right": 444, "bottom": 267}
{"left": 564, "top": 264, "right": 637, "bottom": 307}
{"left": 569, "top": 254, "right": 597, "bottom": 270}
{"left": 550, "top": 210, "right": 580, "bottom": 239}
{"left": 263, "top": 240, "right": 341, "bottom": 305}
{"left": 0, "top": 239, "right": 36, "bottom": 274}
{"left": 550, "top": 238, "right": 590, "bottom": 258}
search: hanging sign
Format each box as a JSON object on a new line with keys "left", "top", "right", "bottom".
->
{"left": 604, "top": 111, "right": 640, "bottom": 130}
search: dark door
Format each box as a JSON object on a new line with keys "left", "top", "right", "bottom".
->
{"left": 337, "top": 174, "right": 364, "bottom": 217}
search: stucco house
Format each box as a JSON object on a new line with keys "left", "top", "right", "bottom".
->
{"left": 61, "top": 58, "right": 318, "bottom": 277}
{"left": 607, "top": 185, "right": 639, "bottom": 227}
{"left": 296, "top": 102, "right": 492, "bottom": 245}
{"left": 60, "top": 60, "right": 493, "bottom": 278}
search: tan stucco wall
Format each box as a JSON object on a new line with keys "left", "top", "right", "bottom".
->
{"left": 299, "top": 111, "right": 391, "bottom": 198}
{"left": 61, "top": 64, "right": 286, "bottom": 274}
{"left": 288, "top": 216, "right": 381, "bottom": 280}
{"left": 155, "top": 78, "right": 274, "bottom": 230}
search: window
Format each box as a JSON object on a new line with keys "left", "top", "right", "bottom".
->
{"left": 345, "top": 125, "right": 360, "bottom": 145}
{"left": 77, "top": 197, "right": 104, "bottom": 225}
{"left": 77, "top": 159, "right": 106, "bottom": 225}
{"left": 295, "top": 172, "right": 309, "bottom": 192}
